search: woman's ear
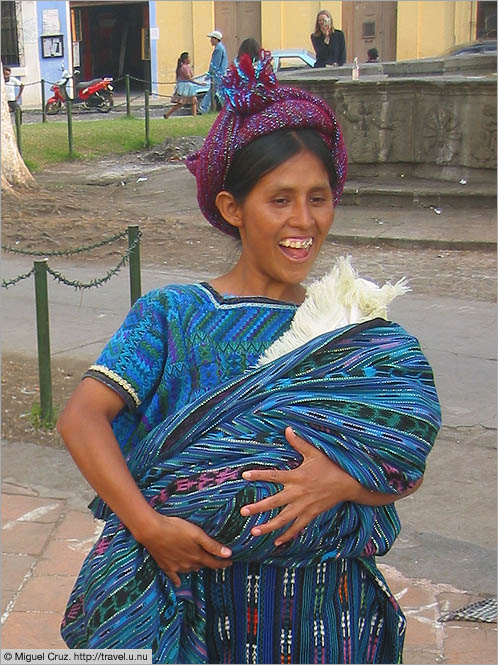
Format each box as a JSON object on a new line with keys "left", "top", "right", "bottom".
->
{"left": 215, "top": 191, "right": 243, "bottom": 230}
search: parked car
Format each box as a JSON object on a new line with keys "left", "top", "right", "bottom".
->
{"left": 444, "top": 39, "right": 496, "bottom": 55}
{"left": 191, "top": 49, "right": 317, "bottom": 102}
{"left": 191, "top": 73, "right": 210, "bottom": 102}
{"left": 271, "top": 49, "right": 316, "bottom": 72}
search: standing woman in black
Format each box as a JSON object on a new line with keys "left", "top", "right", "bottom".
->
{"left": 311, "top": 10, "right": 347, "bottom": 67}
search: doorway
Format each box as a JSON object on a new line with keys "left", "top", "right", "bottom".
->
{"left": 70, "top": 2, "right": 151, "bottom": 90}
{"left": 341, "top": 2, "right": 397, "bottom": 63}
{"left": 214, "top": 1, "right": 261, "bottom": 64}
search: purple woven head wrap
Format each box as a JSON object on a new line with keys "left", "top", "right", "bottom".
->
{"left": 186, "top": 50, "right": 347, "bottom": 238}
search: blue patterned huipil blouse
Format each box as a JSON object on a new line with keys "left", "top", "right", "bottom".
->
{"left": 75, "top": 282, "right": 407, "bottom": 664}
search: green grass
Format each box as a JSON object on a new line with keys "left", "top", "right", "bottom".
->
{"left": 20, "top": 114, "right": 216, "bottom": 171}
{"left": 30, "top": 402, "right": 59, "bottom": 430}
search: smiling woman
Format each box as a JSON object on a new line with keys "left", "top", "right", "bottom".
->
{"left": 212, "top": 132, "right": 337, "bottom": 302}
{"left": 58, "top": 49, "right": 440, "bottom": 664}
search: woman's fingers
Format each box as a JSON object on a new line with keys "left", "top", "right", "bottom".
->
{"left": 144, "top": 517, "right": 232, "bottom": 585}
{"left": 240, "top": 427, "right": 343, "bottom": 544}
{"left": 242, "top": 467, "right": 289, "bottom": 484}
{"left": 195, "top": 552, "right": 233, "bottom": 570}
{"left": 248, "top": 505, "right": 297, "bottom": 536}
{"left": 240, "top": 489, "right": 290, "bottom": 516}
{"left": 273, "top": 516, "right": 308, "bottom": 546}
{"left": 242, "top": 428, "right": 317, "bottom": 484}
{"left": 284, "top": 426, "right": 317, "bottom": 455}
{"left": 197, "top": 530, "right": 232, "bottom": 559}
{"left": 152, "top": 545, "right": 232, "bottom": 585}
{"left": 164, "top": 568, "right": 182, "bottom": 588}
{"left": 249, "top": 508, "right": 313, "bottom": 546}
{"left": 240, "top": 427, "right": 315, "bottom": 518}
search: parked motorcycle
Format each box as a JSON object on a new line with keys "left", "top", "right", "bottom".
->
{"left": 45, "top": 68, "right": 114, "bottom": 115}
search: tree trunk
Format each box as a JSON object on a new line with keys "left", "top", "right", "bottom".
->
{"left": 1, "top": 62, "right": 38, "bottom": 196}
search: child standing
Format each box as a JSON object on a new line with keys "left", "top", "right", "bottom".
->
{"left": 164, "top": 52, "right": 198, "bottom": 119}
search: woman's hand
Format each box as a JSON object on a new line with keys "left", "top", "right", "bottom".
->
{"left": 58, "top": 379, "right": 232, "bottom": 588}
{"left": 240, "top": 427, "right": 423, "bottom": 547}
{"left": 137, "top": 513, "right": 232, "bottom": 587}
{"left": 240, "top": 427, "right": 363, "bottom": 546}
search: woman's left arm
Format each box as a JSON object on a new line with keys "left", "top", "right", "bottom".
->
{"left": 336, "top": 31, "right": 347, "bottom": 66}
{"left": 240, "top": 427, "right": 423, "bottom": 546}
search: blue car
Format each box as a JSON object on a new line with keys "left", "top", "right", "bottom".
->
{"left": 444, "top": 40, "right": 496, "bottom": 55}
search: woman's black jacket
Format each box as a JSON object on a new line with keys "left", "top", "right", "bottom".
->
{"left": 311, "top": 30, "right": 346, "bottom": 67}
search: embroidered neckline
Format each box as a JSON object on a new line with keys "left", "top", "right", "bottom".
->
{"left": 199, "top": 282, "right": 299, "bottom": 308}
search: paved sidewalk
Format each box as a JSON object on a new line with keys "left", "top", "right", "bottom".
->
{"left": 1, "top": 476, "right": 496, "bottom": 663}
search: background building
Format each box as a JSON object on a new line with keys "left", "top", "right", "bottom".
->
{"left": 1, "top": 1, "right": 496, "bottom": 108}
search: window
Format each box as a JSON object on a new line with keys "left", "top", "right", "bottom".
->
{"left": 277, "top": 56, "right": 312, "bottom": 72}
{"left": 362, "top": 22, "right": 376, "bottom": 39}
{"left": 1, "top": 1, "right": 23, "bottom": 66}
{"left": 477, "top": 1, "right": 497, "bottom": 39}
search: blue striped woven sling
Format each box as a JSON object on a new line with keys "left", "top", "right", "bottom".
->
{"left": 61, "top": 317, "right": 441, "bottom": 661}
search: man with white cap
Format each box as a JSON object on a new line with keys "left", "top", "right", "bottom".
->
{"left": 199, "top": 30, "right": 228, "bottom": 113}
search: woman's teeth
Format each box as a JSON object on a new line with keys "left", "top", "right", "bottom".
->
{"left": 279, "top": 239, "right": 313, "bottom": 249}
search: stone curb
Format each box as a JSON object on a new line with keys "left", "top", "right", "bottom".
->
{"left": 327, "top": 233, "right": 497, "bottom": 252}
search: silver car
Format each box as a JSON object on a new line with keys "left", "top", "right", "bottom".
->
{"left": 271, "top": 49, "right": 316, "bottom": 72}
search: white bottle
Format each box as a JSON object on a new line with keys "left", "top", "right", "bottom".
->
{"left": 352, "top": 57, "right": 360, "bottom": 80}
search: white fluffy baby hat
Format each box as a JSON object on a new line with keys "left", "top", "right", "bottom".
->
{"left": 258, "top": 256, "right": 409, "bottom": 366}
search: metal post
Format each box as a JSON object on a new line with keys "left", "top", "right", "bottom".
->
{"left": 67, "top": 98, "right": 74, "bottom": 156}
{"left": 144, "top": 89, "right": 150, "bottom": 149}
{"left": 127, "top": 225, "right": 142, "bottom": 306}
{"left": 14, "top": 107, "right": 22, "bottom": 154}
{"left": 125, "top": 74, "right": 131, "bottom": 118}
{"left": 34, "top": 259, "right": 53, "bottom": 424}
{"left": 210, "top": 80, "right": 215, "bottom": 112}
{"left": 41, "top": 79, "right": 47, "bottom": 123}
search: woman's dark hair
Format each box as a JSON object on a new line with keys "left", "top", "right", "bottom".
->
{"left": 176, "top": 52, "right": 189, "bottom": 78}
{"left": 237, "top": 38, "right": 261, "bottom": 61}
{"left": 224, "top": 129, "right": 338, "bottom": 205}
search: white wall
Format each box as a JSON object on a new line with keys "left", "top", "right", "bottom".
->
{"left": 16, "top": 1, "right": 42, "bottom": 108}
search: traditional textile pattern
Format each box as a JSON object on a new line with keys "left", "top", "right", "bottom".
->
{"left": 83, "top": 282, "right": 297, "bottom": 475}
{"left": 62, "top": 306, "right": 440, "bottom": 662}
{"left": 204, "top": 559, "right": 400, "bottom": 663}
{"left": 439, "top": 597, "right": 497, "bottom": 624}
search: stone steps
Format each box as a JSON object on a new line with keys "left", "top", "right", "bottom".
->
{"left": 342, "top": 176, "right": 497, "bottom": 208}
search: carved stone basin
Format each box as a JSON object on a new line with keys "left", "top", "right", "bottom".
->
{"left": 279, "top": 59, "right": 496, "bottom": 182}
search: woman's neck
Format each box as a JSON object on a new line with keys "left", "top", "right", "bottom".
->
{"left": 209, "top": 268, "right": 306, "bottom": 305}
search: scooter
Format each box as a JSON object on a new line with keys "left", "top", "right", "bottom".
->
{"left": 45, "top": 68, "right": 114, "bottom": 115}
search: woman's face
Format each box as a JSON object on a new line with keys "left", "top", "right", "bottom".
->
{"left": 318, "top": 13, "right": 332, "bottom": 31}
{"left": 226, "top": 149, "right": 335, "bottom": 300}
